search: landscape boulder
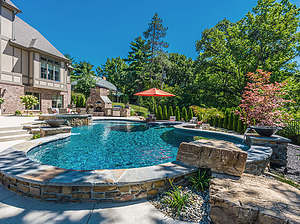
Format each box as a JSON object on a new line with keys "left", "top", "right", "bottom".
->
{"left": 176, "top": 140, "right": 248, "bottom": 176}
{"left": 210, "top": 173, "right": 300, "bottom": 224}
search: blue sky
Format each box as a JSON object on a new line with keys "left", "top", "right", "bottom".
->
{"left": 14, "top": 0, "right": 300, "bottom": 68}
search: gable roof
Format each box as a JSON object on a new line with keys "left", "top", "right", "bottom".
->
{"left": 1, "top": 0, "right": 21, "bottom": 13}
{"left": 10, "top": 16, "right": 68, "bottom": 61}
{"left": 71, "top": 77, "right": 118, "bottom": 91}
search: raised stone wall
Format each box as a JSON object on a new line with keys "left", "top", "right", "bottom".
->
{"left": 0, "top": 83, "right": 25, "bottom": 114}
{"left": 0, "top": 171, "right": 190, "bottom": 203}
{"left": 39, "top": 114, "right": 92, "bottom": 126}
{"left": 246, "top": 134, "right": 291, "bottom": 167}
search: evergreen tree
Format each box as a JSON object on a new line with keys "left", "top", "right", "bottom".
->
{"left": 181, "top": 107, "right": 188, "bottom": 122}
{"left": 155, "top": 107, "right": 158, "bottom": 118}
{"left": 218, "top": 117, "right": 223, "bottom": 128}
{"left": 213, "top": 116, "right": 218, "bottom": 127}
{"left": 163, "top": 105, "right": 168, "bottom": 120}
{"left": 175, "top": 106, "right": 180, "bottom": 121}
{"left": 233, "top": 114, "right": 239, "bottom": 132}
{"left": 157, "top": 106, "right": 163, "bottom": 120}
{"left": 143, "top": 13, "right": 169, "bottom": 54}
{"left": 188, "top": 107, "right": 194, "bottom": 121}
{"left": 223, "top": 109, "right": 229, "bottom": 129}
{"left": 227, "top": 112, "right": 234, "bottom": 130}
{"left": 209, "top": 117, "right": 214, "bottom": 126}
{"left": 237, "top": 119, "right": 244, "bottom": 134}
{"left": 168, "top": 106, "right": 174, "bottom": 118}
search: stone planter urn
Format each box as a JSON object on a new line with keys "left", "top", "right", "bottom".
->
{"left": 46, "top": 119, "right": 66, "bottom": 128}
{"left": 250, "top": 126, "right": 281, "bottom": 137}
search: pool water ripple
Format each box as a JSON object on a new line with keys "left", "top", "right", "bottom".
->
{"left": 27, "top": 121, "right": 249, "bottom": 170}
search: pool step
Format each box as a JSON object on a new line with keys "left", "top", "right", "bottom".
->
{"left": 0, "top": 129, "right": 29, "bottom": 137}
{"left": 0, "top": 134, "right": 33, "bottom": 143}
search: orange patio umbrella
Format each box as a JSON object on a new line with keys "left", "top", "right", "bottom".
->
{"left": 134, "top": 88, "right": 175, "bottom": 97}
{"left": 134, "top": 88, "right": 175, "bottom": 111}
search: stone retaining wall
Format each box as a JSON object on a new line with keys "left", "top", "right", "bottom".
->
{"left": 0, "top": 172, "right": 188, "bottom": 203}
{"left": 244, "top": 157, "right": 270, "bottom": 175}
{"left": 39, "top": 115, "right": 92, "bottom": 126}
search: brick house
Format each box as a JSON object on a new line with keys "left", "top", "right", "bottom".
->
{"left": 0, "top": 0, "right": 71, "bottom": 114}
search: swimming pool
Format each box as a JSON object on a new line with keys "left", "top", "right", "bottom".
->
{"left": 27, "top": 121, "right": 249, "bottom": 170}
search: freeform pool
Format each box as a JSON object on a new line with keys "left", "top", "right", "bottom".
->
{"left": 27, "top": 121, "right": 249, "bottom": 170}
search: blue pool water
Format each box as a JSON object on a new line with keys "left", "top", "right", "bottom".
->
{"left": 27, "top": 121, "right": 249, "bottom": 170}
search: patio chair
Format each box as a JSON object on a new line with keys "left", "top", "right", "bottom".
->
{"left": 59, "top": 108, "right": 68, "bottom": 114}
{"left": 146, "top": 114, "right": 156, "bottom": 122}
{"left": 169, "top": 116, "right": 176, "bottom": 121}
{"left": 189, "top": 117, "right": 198, "bottom": 124}
{"left": 47, "top": 108, "right": 55, "bottom": 114}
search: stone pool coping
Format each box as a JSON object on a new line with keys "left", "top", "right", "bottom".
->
{"left": 0, "top": 133, "right": 197, "bottom": 202}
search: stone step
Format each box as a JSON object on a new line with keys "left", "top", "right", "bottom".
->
{"left": 0, "top": 126, "right": 23, "bottom": 132}
{"left": 0, "top": 134, "right": 33, "bottom": 143}
{"left": 0, "top": 129, "right": 29, "bottom": 137}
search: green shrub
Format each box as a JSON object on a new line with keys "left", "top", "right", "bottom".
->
{"left": 71, "top": 93, "right": 77, "bottom": 105}
{"left": 31, "top": 133, "right": 41, "bottom": 140}
{"left": 181, "top": 107, "right": 188, "bottom": 121}
{"left": 130, "top": 109, "right": 135, "bottom": 116}
{"left": 188, "top": 107, "right": 194, "bottom": 121}
{"left": 155, "top": 107, "right": 158, "bottom": 118}
{"left": 157, "top": 106, "right": 163, "bottom": 120}
{"left": 233, "top": 114, "right": 239, "bottom": 132}
{"left": 76, "top": 93, "right": 86, "bottom": 108}
{"left": 14, "top": 110, "right": 21, "bottom": 116}
{"left": 163, "top": 105, "right": 168, "bottom": 120}
{"left": 209, "top": 116, "right": 214, "bottom": 126}
{"left": 175, "top": 106, "right": 180, "bottom": 121}
{"left": 237, "top": 119, "right": 244, "bottom": 134}
{"left": 168, "top": 106, "right": 174, "bottom": 118}
{"left": 227, "top": 112, "right": 234, "bottom": 130}
{"left": 223, "top": 109, "right": 229, "bottom": 129}
{"left": 213, "top": 116, "right": 218, "bottom": 127}
{"left": 164, "top": 179, "right": 190, "bottom": 214}
{"left": 218, "top": 117, "right": 223, "bottom": 128}
{"left": 189, "top": 169, "right": 211, "bottom": 192}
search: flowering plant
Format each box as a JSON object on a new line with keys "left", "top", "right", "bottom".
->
{"left": 237, "top": 70, "right": 293, "bottom": 127}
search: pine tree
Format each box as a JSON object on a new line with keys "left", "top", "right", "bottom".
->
{"left": 213, "top": 116, "right": 218, "bottom": 127}
{"left": 168, "top": 106, "right": 174, "bottom": 118}
{"left": 175, "top": 106, "right": 180, "bottom": 121}
{"left": 223, "top": 110, "right": 229, "bottom": 129}
{"left": 163, "top": 105, "right": 168, "bottom": 120}
{"left": 181, "top": 107, "right": 188, "bottom": 122}
{"left": 188, "top": 107, "right": 194, "bottom": 121}
{"left": 227, "top": 112, "right": 234, "bottom": 130}
{"left": 143, "top": 13, "right": 169, "bottom": 54}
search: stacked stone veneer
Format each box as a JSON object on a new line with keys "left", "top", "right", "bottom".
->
{"left": 244, "top": 157, "right": 270, "bottom": 175}
{"left": 246, "top": 134, "right": 290, "bottom": 167}
{"left": 39, "top": 115, "right": 92, "bottom": 126}
{"left": 0, "top": 172, "right": 188, "bottom": 203}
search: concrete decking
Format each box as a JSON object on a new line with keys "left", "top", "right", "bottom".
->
{"left": 0, "top": 184, "right": 187, "bottom": 224}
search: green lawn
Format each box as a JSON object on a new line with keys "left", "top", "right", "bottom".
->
{"left": 112, "top": 102, "right": 149, "bottom": 116}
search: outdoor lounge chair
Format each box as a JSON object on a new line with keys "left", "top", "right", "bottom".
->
{"left": 146, "top": 114, "right": 156, "bottom": 122}
{"left": 189, "top": 117, "right": 198, "bottom": 124}
{"left": 169, "top": 116, "right": 176, "bottom": 121}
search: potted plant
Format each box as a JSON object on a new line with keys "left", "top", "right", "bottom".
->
{"left": 237, "top": 70, "right": 294, "bottom": 137}
{"left": 0, "top": 97, "right": 4, "bottom": 116}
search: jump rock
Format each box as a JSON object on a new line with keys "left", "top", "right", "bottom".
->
{"left": 176, "top": 140, "right": 248, "bottom": 176}
{"left": 210, "top": 173, "right": 300, "bottom": 224}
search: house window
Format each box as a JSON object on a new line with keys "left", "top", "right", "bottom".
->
{"left": 52, "top": 95, "right": 63, "bottom": 108}
{"left": 40, "top": 56, "right": 60, "bottom": 82}
{"left": 25, "top": 92, "right": 40, "bottom": 110}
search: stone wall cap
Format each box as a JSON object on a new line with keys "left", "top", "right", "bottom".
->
{"left": 246, "top": 133, "right": 291, "bottom": 142}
